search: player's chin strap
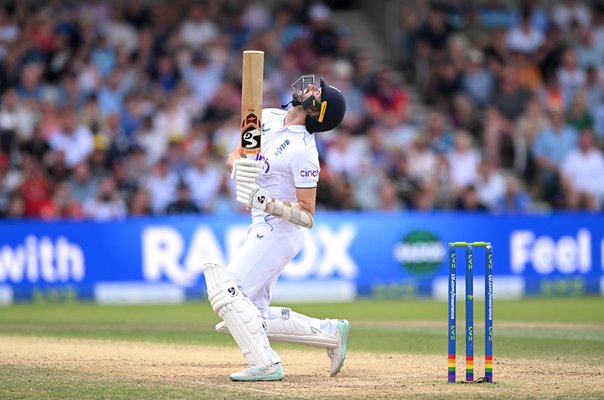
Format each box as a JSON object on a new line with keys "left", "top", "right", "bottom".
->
{"left": 266, "top": 199, "right": 314, "bottom": 229}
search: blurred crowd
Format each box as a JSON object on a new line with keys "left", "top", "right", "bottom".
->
{"left": 398, "top": 0, "right": 604, "bottom": 212}
{"left": 1, "top": 0, "right": 603, "bottom": 220}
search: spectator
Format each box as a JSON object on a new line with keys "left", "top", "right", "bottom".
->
{"left": 0, "top": 152, "right": 20, "bottom": 215}
{"left": 551, "top": 0, "right": 591, "bottom": 32}
{"left": 584, "top": 66, "right": 603, "bottom": 117}
{"left": 475, "top": 159, "right": 506, "bottom": 210}
{"left": 493, "top": 174, "right": 532, "bottom": 213}
{"left": 514, "top": 96, "right": 548, "bottom": 177}
{"left": 415, "top": 1, "right": 454, "bottom": 59}
{"left": 482, "top": 27, "right": 509, "bottom": 79}
{"left": 134, "top": 115, "right": 164, "bottom": 168}
{"left": 104, "top": 4, "right": 139, "bottom": 54}
{"left": 478, "top": 0, "right": 516, "bottom": 30}
{"left": 151, "top": 53, "right": 180, "bottom": 94}
{"left": 506, "top": 8, "right": 544, "bottom": 54}
{"left": 428, "top": 55, "right": 462, "bottom": 108}
{"left": 364, "top": 126, "right": 391, "bottom": 172}
{"left": 144, "top": 157, "right": 177, "bottom": 214}
{"left": 425, "top": 110, "right": 454, "bottom": 154}
{"left": 5, "top": 191, "right": 24, "bottom": 218}
{"left": 19, "top": 124, "right": 50, "bottom": 165}
{"left": 330, "top": 59, "right": 367, "bottom": 132}
{"left": 165, "top": 181, "right": 200, "bottom": 214}
{"left": 48, "top": 108, "right": 94, "bottom": 168}
{"left": 388, "top": 150, "right": 421, "bottom": 209}
{"left": 509, "top": 51, "right": 542, "bottom": 92}
{"left": 460, "top": 48, "right": 495, "bottom": 108}
{"left": 560, "top": 130, "right": 604, "bottom": 210}
{"left": 454, "top": 184, "right": 488, "bottom": 211}
{"left": 308, "top": 3, "right": 340, "bottom": 56}
{"left": 566, "top": 91, "right": 593, "bottom": 131}
{"left": 89, "top": 135, "right": 112, "bottom": 179}
{"left": 532, "top": 103, "right": 578, "bottom": 205}
{"left": 378, "top": 178, "right": 405, "bottom": 211}
{"left": 573, "top": 28, "right": 603, "bottom": 69}
{"left": 593, "top": 6, "right": 604, "bottom": 55}
{"left": 324, "top": 127, "right": 363, "bottom": 180}
{"left": 365, "top": 67, "right": 408, "bottom": 126}
{"left": 0, "top": 87, "right": 37, "bottom": 147}
{"left": 152, "top": 95, "right": 191, "bottom": 145}
{"left": 40, "top": 181, "right": 84, "bottom": 219}
{"left": 182, "top": 148, "right": 221, "bottom": 212}
{"left": 97, "top": 69, "right": 127, "bottom": 116}
{"left": 451, "top": 92, "right": 482, "bottom": 139}
{"left": 177, "top": 48, "right": 226, "bottom": 110}
{"left": 179, "top": 3, "right": 220, "bottom": 48}
{"left": 557, "top": 48, "right": 586, "bottom": 104}
{"left": 128, "top": 186, "right": 153, "bottom": 216}
{"left": 484, "top": 67, "right": 532, "bottom": 166}
{"left": 407, "top": 135, "right": 439, "bottom": 206}
{"left": 515, "top": 0, "right": 550, "bottom": 33}
{"left": 18, "top": 157, "right": 51, "bottom": 218}
{"left": 16, "top": 63, "right": 45, "bottom": 102}
{"left": 447, "top": 130, "right": 480, "bottom": 197}
{"left": 68, "top": 161, "right": 98, "bottom": 205}
{"left": 83, "top": 174, "right": 127, "bottom": 220}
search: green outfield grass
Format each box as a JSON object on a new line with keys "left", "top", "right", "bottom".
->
{"left": 1, "top": 298, "right": 604, "bottom": 358}
{"left": 1, "top": 297, "right": 603, "bottom": 399}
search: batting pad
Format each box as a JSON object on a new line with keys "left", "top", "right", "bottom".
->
{"left": 216, "top": 307, "right": 338, "bottom": 349}
{"left": 202, "top": 263, "right": 273, "bottom": 368}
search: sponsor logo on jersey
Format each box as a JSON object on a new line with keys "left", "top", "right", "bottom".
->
{"left": 300, "top": 169, "right": 319, "bottom": 178}
{"left": 274, "top": 139, "right": 290, "bottom": 156}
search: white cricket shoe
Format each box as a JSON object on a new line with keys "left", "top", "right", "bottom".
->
{"left": 327, "top": 319, "right": 351, "bottom": 376}
{"left": 229, "top": 363, "right": 285, "bottom": 381}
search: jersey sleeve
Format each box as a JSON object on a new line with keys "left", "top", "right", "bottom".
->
{"left": 290, "top": 144, "right": 320, "bottom": 188}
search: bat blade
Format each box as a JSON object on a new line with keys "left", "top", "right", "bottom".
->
{"left": 241, "top": 50, "right": 264, "bottom": 160}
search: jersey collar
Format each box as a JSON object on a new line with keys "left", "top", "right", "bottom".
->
{"left": 285, "top": 124, "right": 308, "bottom": 133}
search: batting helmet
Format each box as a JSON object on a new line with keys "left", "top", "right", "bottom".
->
{"left": 305, "top": 78, "right": 346, "bottom": 133}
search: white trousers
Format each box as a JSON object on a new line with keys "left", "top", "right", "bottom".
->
{"left": 226, "top": 221, "right": 304, "bottom": 317}
{"left": 225, "top": 220, "right": 337, "bottom": 365}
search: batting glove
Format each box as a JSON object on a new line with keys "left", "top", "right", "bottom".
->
{"left": 236, "top": 182, "right": 271, "bottom": 211}
{"left": 231, "top": 158, "right": 264, "bottom": 183}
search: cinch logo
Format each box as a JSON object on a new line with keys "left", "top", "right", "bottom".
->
{"left": 393, "top": 230, "right": 445, "bottom": 276}
{"left": 300, "top": 170, "right": 319, "bottom": 177}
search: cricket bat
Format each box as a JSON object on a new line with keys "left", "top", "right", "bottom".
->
{"left": 240, "top": 50, "right": 264, "bottom": 160}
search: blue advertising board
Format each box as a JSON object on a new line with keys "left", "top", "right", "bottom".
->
{"left": 0, "top": 212, "right": 603, "bottom": 304}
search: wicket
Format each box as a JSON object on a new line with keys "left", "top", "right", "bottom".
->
{"left": 448, "top": 241, "right": 493, "bottom": 383}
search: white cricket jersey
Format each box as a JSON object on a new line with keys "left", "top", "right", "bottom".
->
{"left": 251, "top": 108, "right": 320, "bottom": 230}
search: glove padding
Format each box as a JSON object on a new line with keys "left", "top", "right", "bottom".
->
{"left": 236, "top": 182, "right": 272, "bottom": 211}
{"left": 231, "top": 158, "right": 264, "bottom": 183}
